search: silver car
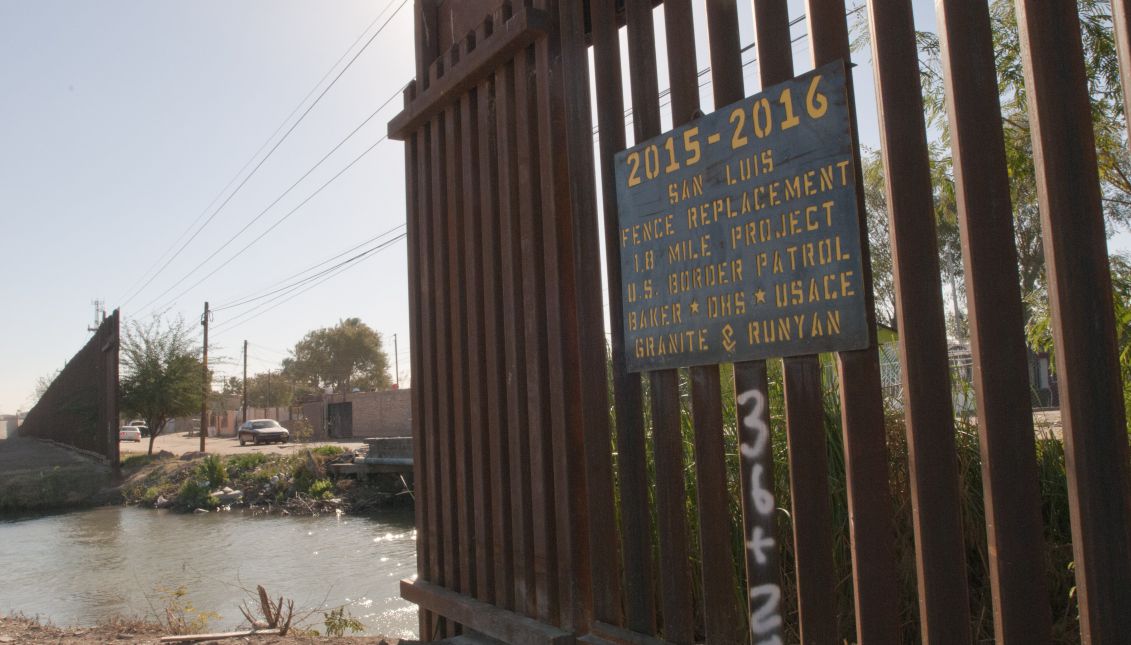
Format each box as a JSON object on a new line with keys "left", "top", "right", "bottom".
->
{"left": 237, "top": 419, "right": 289, "bottom": 446}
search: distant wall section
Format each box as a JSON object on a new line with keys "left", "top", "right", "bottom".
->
{"left": 303, "top": 389, "right": 411, "bottom": 439}
{"left": 19, "top": 311, "right": 119, "bottom": 465}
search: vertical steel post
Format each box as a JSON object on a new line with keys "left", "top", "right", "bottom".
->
{"left": 242, "top": 340, "right": 248, "bottom": 423}
{"left": 1014, "top": 2, "right": 1131, "bottom": 641}
{"left": 200, "top": 302, "right": 209, "bottom": 453}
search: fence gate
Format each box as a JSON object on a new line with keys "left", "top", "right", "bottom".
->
{"left": 328, "top": 401, "right": 354, "bottom": 438}
{"left": 390, "top": 1, "right": 1131, "bottom": 643}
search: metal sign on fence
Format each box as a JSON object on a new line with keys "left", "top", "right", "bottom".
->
{"left": 615, "top": 61, "right": 868, "bottom": 372}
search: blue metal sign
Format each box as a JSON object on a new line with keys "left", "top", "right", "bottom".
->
{"left": 615, "top": 60, "right": 869, "bottom": 372}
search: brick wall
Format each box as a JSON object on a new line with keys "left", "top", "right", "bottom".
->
{"left": 349, "top": 389, "right": 412, "bottom": 437}
{"left": 303, "top": 390, "right": 411, "bottom": 439}
{"left": 303, "top": 400, "right": 327, "bottom": 439}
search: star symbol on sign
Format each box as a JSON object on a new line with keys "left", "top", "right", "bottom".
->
{"left": 690, "top": 300, "right": 700, "bottom": 315}
{"left": 754, "top": 289, "right": 766, "bottom": 304}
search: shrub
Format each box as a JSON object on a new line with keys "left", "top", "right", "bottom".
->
{"left": 226, "top": 452, "right": 269, "bottom": 476}
{"left": 176, "top": 479, "right": 217, "bottom": 510}
{"left": 122, "top": 453, "right": 160, "bottom": 470}
{"left": 195, "top": 454, "right": 227, "bottom": 489}
{"left": 309, "top": 479, "right": 334, "bottom": 500}
{"left": 289, "top": 419, "right": 314, "bottom": 443}
{"left": 154, "top": 586, "right": 218, "bottom": 635}
{"left": 311, "top": 445, "right": 344, "bottom": 457}
{"left": 141, "top": 486, "right": 163, "bottom": 505}
{"left": 322, "top": 606, "right": 363, "bottom": 637}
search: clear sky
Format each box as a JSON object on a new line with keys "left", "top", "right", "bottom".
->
{"left": 1, "top": 0, "right": 417, "bottom": 411}
{"left": 1, "top": 0, "right": 1127, "bottom": 413}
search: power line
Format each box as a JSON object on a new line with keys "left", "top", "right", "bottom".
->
{"left": 118, "top": 2, "right": 399, "bottom": 311}
{"left": 210, "top": 234, "right": 405, "bottom": 339}
{"left": 593, "top": 5, "right": 863, "bottom": 137}
{"left": 210, "top": 233, "right": 406, "bottom": 338}
{"left": 121, "top": 0, "right": 408, "bottom": 310}
{"left": 143, "top": 127, "right": 396, "bottom": 315}
{"left": 248, "top": 342, "right": 292, "bottom": 356}
{"left": 214, "top": 224, "right": 405, "bottom": 312}
{"left": 138, "top": 86, "right": 405, "bottom": 315}
{"left": 211, "top": 231, "right": 405, "bottom": 316}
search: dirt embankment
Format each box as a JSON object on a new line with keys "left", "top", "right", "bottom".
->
{"left": 0, "top": 614, "right": 404, "bottom": 644}
{"left": 117, "top": 447, "right": 411, "bottom": 516}
{"left": 0, "top": 438, "right": 112, "bottom": 512}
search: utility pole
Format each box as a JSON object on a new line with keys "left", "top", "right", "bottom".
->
{"left": 87, "top": 299, "right": 105, "bottom": 333}
{"left": 393, "top": 334, "right": 399, "bottom": 388}
{"left": 199, "top": 302, "right": 210, "bottom": 453}
{"left": 242, "top": 340, "right": 249, "bottom": 423}
{"left": 267, "top": 371, "right": 272, "bottom": 408}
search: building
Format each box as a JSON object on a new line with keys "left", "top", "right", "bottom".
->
{"left": 302, "top": 389, "right": 411, "bottom": 440}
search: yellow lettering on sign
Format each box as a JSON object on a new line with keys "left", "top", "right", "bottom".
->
{"left": 746, "top": 311, "right": 844, "bottom": 346}
{"left": 666, "top": 259, "right": 744, "bottom": 295}
{"left": 668, "top": 174, "right": 704, "bottom": 205}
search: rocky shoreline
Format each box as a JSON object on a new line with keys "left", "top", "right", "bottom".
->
{"left": 0, "top": 438, "right": 411, "bottom": 517}
{"left": 117, "top": 447, "right": 412, "bottom": 516}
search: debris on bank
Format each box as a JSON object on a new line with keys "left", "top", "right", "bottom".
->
{"left": 120, "top": 446, "right": 412, "bottom": 516}
{"left": 0, "top": 614, "right": 406, "bottom": 644}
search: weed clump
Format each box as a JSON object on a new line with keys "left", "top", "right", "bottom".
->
{"left": 321, "top": 606, "right": 364, "bottom": 636}
{"left": 176, "top": 479, "right": 217, "bottom": 510}
{"left": 197, "top": 454, "right": 227, "bottom": 489}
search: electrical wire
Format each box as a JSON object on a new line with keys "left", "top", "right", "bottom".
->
{"left": 118, "top": 1, "right": 401, "bottom": 310}
{"left": 122, "top": 0, "right": 408, "bottom": 310}
{"left": 213, "top": 224, "right": 405, "bottom": 312}
{"left": 592, "top": 5, "right": 863, "bottom": 137}
{"left": 143, "top": 127, "right": 396, "bottom": 315}
{"left": 212, "top": 233, "right": 407, "bottom": 328}
{"left": 212, "top": 231, "right": 404, "bottom": 316}
{"left": 210, "top": 233, "right": 405, "bottom": 338}
{"left": 138, "top": 85, "right": 405, "bottom": 315}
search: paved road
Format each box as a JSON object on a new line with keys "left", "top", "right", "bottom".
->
{"left": 119, "top": 431, "right": 366, "bottom": 457}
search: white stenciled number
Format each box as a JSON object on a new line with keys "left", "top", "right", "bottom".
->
{"left": 749, "top": 584, "right": 783, "bottom": 635}
{"left": 747, "top": 525, "right": 775, "bottom": 565}
{"left": 737, "top": 389, "right": 769, "bottom": 458}
{"left": 740, "top": 388, "right": 784, "bottom": 644}
{"left": 750, "top": 464, "right": 774, "bottom": 515}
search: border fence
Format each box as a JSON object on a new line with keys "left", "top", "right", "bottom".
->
{"left": 390, "top": 2, "right": 1131, "bottom": 643}
{"left": 18, "top": 310, "right": 120, "bottom": 470}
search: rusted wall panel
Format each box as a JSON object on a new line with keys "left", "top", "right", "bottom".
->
{"left": 20, "top": 310, "right": 119, "bottom": 465}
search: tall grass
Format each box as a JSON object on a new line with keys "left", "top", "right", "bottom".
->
{"left": 610, "top": 357, "right": 1080, "bottom": 643}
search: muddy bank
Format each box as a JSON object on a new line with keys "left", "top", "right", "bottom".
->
{"left": 0, "top": 438, "right": 111, "bottom": 512}
{"left": 0, "top": 438, "right": 410, "bottom": 517}
{"left": 117, "top": 447, "right": 412, "bottom": 515}
{"left": 0, "top": 614, "right": 406, "bottom": 644}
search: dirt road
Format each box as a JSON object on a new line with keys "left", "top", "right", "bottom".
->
{"left": 119, "top": 431, "right": 366, "bottom": 457}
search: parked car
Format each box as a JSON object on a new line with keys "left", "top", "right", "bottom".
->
{"left": 119, "top": 426, "right": 142, "bottom": 442}
{"left": 125, "top": 419, "right": 150, "bottom": 436}
{"left": 238, "top": 419, "right": 289, "bottom": 446}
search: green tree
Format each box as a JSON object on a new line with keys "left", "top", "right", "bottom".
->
{"left": 221, "top": 376, "right": 241, "bottom": 396}
{"left": 1027, "top": 254, "right": 1131, "bottom": 425}
{"left": 29, "top": 369, "right": 61, "bottom": 406}
{"left": 861, "top": 142, "right": 966, "bottom": 336}
{"left": 120, "top": 316, "right": 205, "bottom": 455}
{"left": 856, "top": 0, "right": 1130, "bottom": 329}
{"left": 281, "top": 318, "right": 390, "bottom": 394}
{"left": 245, "top": 372, "right": 293, "bottom": 408}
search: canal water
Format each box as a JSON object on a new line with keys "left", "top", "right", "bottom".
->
{"left": 0, "top": 506, "right": 419, "bottom": 637}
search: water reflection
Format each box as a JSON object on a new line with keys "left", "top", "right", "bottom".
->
{"left": 0, "top": 507, "right": 418, "bottom": 638}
